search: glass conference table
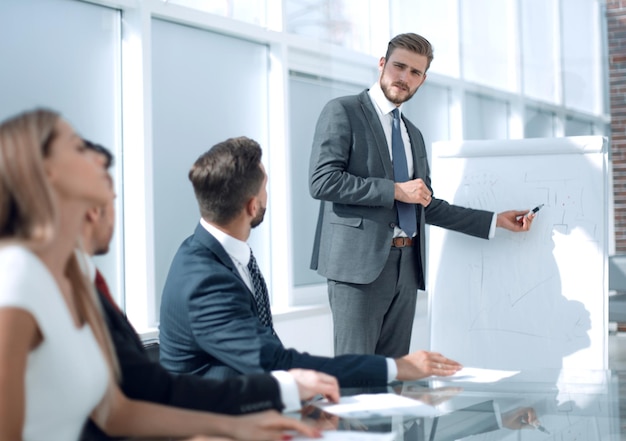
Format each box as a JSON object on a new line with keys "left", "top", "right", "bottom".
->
{"left": 291, "top": 368, "right": 626, "bottom": 441}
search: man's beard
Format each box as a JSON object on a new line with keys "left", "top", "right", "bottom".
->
{"left": 380, "top": 71, "right": 418, "bottom": 105}
{"left": 251, "top": 205, "right": 266, "bottom": 229}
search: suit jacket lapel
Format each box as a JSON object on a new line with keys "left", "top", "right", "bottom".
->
{"left": 358, "top": 90, "right": 394, "bottom": 178}
{"left": 402, "top": 120, "right": 426, "bottom": 225}
{"left": 403, "top": 117, "right": 425, "bottom": 180}
{"left": 192, "top": 223, "right": 248, "bottom": 288}
{"left": 193, "top": 225, "right": 264, "bottom": 319}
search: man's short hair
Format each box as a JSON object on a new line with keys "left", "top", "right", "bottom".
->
{"left": 84, "top": 139, "right": 114, "bottom": 169}
{"left": 189, "top": 136, "right": 264, "bottom": 225}
{"left": 385, "top": 33, "right": 434, "bottom": 72}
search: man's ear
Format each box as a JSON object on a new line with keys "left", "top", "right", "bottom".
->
{"left": 245, "top": 196, "right": 258, "bottom": 218}
{"left": 85, "top": 206, "right": 100, "bottom": 223}
{"left": 378, "top": 56, "right": 386, "bottom": 72}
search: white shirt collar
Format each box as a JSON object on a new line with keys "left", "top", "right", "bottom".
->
{"left": 369, "top": 81, "right": 403, "bottom": 117}
{"left": 200, "top": 218, "right": 251, "bottom": 266}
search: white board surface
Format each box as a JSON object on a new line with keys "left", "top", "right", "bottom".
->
{"left": 428, "top": 136, "right": 608, "bottom": 370}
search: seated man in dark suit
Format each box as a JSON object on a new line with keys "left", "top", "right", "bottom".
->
{"left": 80, "top": 140, "right": 339, "bottom": 441}
{"left": 159, "top": 136, "right": 462, "bottom": 388}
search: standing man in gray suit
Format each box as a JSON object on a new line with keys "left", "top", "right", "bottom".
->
{"left": 309, "top": 33, "right": 535, "bottom": 358}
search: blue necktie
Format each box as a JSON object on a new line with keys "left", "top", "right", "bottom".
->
{"left": 391, "top": 108, "right": 417, "bottom": 237}
{"left": 247, "top": 250, "right": 274, "bottom": 331}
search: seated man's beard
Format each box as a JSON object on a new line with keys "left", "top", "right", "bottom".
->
{"left": 251, "top": 206, "right": 266, "bottom": 228}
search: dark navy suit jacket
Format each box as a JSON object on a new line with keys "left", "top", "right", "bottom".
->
{"left": 159, "top": 223, "right": 388, "bottom": 388}
{"left": 81, "top": 280, "right": 283, "bottom": 441}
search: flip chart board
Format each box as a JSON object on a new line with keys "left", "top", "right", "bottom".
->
{"left": 428, "top": 136, "right": 608, "bottom": 370}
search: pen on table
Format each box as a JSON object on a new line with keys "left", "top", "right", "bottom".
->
{"left": 520, "top": 418, "right": 550, "bottom": 434}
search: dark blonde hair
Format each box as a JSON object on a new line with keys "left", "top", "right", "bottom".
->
{"left": 385, "top": 33, "right": 434, "bottom": 72}
{"left": 0, "top": 109, "right": 120, "bottom": 379}
{"left": 0, "top": 109, "right": 58, "bottom": 242}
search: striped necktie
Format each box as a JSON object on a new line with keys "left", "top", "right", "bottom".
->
{"left": 247, "top": 250, "right": 274, "bottom": 330}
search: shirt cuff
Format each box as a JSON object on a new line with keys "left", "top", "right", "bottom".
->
{"left": 488, "top": 212, "right": 497, "bottom": 239}
{"left": 386, "top": 358, "right": 398, "bottom": 382}
{"left": 271, "top": 370, "right": 300, "bottom": 412}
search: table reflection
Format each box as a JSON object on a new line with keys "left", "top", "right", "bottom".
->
{"left": 292, "top": 368, "right": 622, "bottom": 440}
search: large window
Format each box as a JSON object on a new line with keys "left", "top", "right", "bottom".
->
{"left": 288, "top": 74, "right": 364, "bottom": 301}
{"left": 525, "top": 107, "right": 557, "bottom": 138}
{"left": 391, "top": 0, "right": 460, "bottom": 78}
{"left": 0, "top": 0, "right": 123, "bottom": 305}
{"left": 520, "top": 0, "right": 560, "bottom": 103}
{"left": 464, "top": 93, "right": 510, "bottom": 140}
{"left": 151, "top": 19, "right": 270, "bottom": 315}
{"left": 460, "top": 0, "right": 519, "bottom": 92}
{"left": 167, "top": 0, "right": 269, "bottom": 26}
{"left": 561, "top": 0, "right": 605, "bottom": 114}
{"left": 285, "top": 0, "right": 390, "bottom": 54}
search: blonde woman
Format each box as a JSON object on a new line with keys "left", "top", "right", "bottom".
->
{"left": 0, "top": 109, "right": 319, "bottom": 441}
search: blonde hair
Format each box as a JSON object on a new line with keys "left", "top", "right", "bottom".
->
{"left": 0, "top": 108, "right": 120, "bottom": 379}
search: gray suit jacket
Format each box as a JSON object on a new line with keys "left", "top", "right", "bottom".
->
{"left": 309, "top": 90, "right": 493, "bottom": 289}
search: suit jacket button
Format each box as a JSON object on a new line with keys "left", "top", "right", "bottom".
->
{"left": 389, "top": 222, "right": 396, "bottom": 228}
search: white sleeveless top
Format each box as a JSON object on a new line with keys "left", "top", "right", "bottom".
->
{"left": 0, "top": 245, "right": 109, "bottom": 441}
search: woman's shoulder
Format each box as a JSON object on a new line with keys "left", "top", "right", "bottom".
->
{"left": 0, "top": 242, "right": 48, "bottom": 277}
{"left": 0, "top": 243, "right": 56, "bottom": 309}
{"left": 0, "top": 241, "right": 35, "bottom": 258}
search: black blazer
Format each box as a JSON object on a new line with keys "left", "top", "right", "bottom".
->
{"left": 80, "top": 285, "right": 283, "bottom": 441}
{"left": 159, "top": 224, "right": 388, "bottom": 388}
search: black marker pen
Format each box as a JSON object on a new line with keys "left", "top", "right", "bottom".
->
{"left": 527, "top": 204, "right": 544, "bottom": 218}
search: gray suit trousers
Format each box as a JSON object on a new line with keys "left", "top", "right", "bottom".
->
{"left": 328, "top": 246, "right": 419, "bottom": 358}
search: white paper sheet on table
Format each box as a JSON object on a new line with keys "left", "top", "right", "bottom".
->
{"left": 291, "top": 430, "right": 396, "bottom": 441}
{"left": 315, "top": 393, "right": 439, "bottom": 419}
{"left": 432, "top": 367, "right": 519, "bottom": 383}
